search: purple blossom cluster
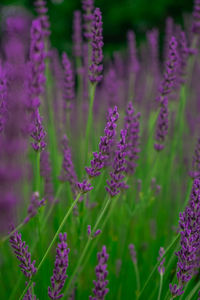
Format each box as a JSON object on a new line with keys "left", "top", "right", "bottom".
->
{"left": 157, "top": 247, "right": 165, "bottom": 275}
{"left": 86, "top": 106, "right": 119, "bottom": 178}
{"left": 9, "top": 231, "right": 37, "bottom": 279}
{"left": 30, "top": 110, "right": 46, "bottom": 152}
{"left": 48, "top": 233, "right": 70, "bottom": 300}
{"left": 89, "top": 245, "right": 109, "bottom": 300}
{"left": 89, "top": 8, "right": 104, "bottom": 83}
{"left": 124, "top": 102, "right": 140, "bottom": 175}
{"left": 106, "top": 129, "right": 129, "bottom": 197}
{"left": 62, "top": 52, "right": 75, "bottom": 111}
{"left": 72, "top": 11, "right": 82, "bottom": 57}
{"left": 129, "top": 244, "right": 137, "bottom": 264}
{"left": 34, "top": 0, "right": 50, "bottom": 37}
{"left": 24, "top": 192, "right": 45, "bottom": 224}
{"left": 154, "top": 97, "right": 169, "bottom": 151}
{"left": 170, "top": 178, "right": 200, "bottom": 297}
{"left": 192, "top": 0, "right": 200, "bottom": 34}
{"left": 82, "top": 0, "right": 94, "bottom": 40}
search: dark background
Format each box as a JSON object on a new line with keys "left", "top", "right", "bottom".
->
{"left": 0, "top": 0, "right": 194, "bottom": 54}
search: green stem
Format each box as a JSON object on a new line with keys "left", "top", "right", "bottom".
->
{"left": 186, "top": 281, "right": 200, "bottom": 300}
{"left": 138, "top": 234, "right": 179, "bottom": 299}
{"left": 134, "top": 262, "right": 141, "bottom": 299}
{"left": 84, "top": 83, "right": 96, "bottom": 166}
{"left": 18, "top": 193, "right": 81, "bottom": 300}
{"left": 157, "top": 274, "right": 163, "bottom": 300}
{"left": 63, "top": 195, "right": 112, "bottom": 296}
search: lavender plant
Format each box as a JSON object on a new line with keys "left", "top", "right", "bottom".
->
{"left": 1, "top": 1, "right": 200, "bottom": 300}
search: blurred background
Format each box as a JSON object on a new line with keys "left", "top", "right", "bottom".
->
{"left": 0, "top": 0, "right": 194, "bottom": 54}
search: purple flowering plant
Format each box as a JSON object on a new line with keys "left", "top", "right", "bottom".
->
{"left": 1, "top": 1, "right": 200, "bottom": 300}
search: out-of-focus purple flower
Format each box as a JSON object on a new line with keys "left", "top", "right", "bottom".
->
{"left": 87, "top": 225, "right": 92, "bottom": 236}
{"left": 34, "top": 0, "right": 50, "bottom": 37}
{"left": 59, "top": 135, "right": 78, "bottom": 197}
{"left": 189, "top": 138, "right": 200, "bottom": 179}
{"left": 124, "top": 102, "right": 140, "bottom": 175}
{"left": 62, "top": 52, "right": 75, "bottom": 111}
{"left": 73, "top": 11, "right": 82, "bottom": 57}
{"left": 40, "top": 150, "right": 54, "bottom": 202}
{"left": 93, "top": 229, "right": 102, "bottom": 238}
{"left": 178, "top": 31, "right": 189, "bottom": 84}
{"left": 0, "top": 63, "right": 8, "bottom": 133}
{"left": 158, "top": 36, "right": 178, "bottom": 102}
{"left": 28, "top": 18, "right": 46, "bottom": 111}
{"left": 154, "top": 96, "right": 169, "bottom": 151}
{"left": 9, "top": 231, "right": 37, "bottom": 279}
{"left": 169, "top": 178, "right": 200, "bottom": 297}
{"left": 127, "top": 30, "right": 140, "bottom": 74}
{"left": 83, "top": 43, "right": 89, "bottom": 99}
{"left": 104, "top": 68, "right": 119, "bottom": 106}
{"left": 192, "top": 0, "right": 200, "bottom": 34}
{"left": 77, "top": 179, "right": 93, "bottom": 193}
{"left": 24, "top": 192, "right": 45, "bottom": 224}
{"left": 164, "top": 17, "right": 174, "bottom": 61}
{"left": 157, "top": 247, "right": 165, "bottom": 275}
{"left": 89, "top": 8, "right": 104, "bottom": 83}
{"left": 129, "top": 244, "right": 137, "bottom": 264}
{"left": 30, "top": 110, "right": 46, "bottom": 152}
{"left": 106, "top": 130, "right": 129, "bottom": 197}
{"left": 48, "top": 233, "right": 70, "bottom": 300}
{"left": 82, "top": 0, "right": 94, "bottom": 40}
{"left": 89, "top": 245, "right": 109, "bottom": 300}
{"left": 147, "top": 28, "right": 160, "bottom": 85}
{"left": 86, "top": 106, "right": 119, "bottom": 178}
{"left": 169, "top": 284, "right": 184, "bottom": 297}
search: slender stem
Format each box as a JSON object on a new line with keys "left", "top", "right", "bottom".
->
{"left": 84, "top": 83, "right": 96, "bottom": 165}
{"left": 186, "top": 280, "right": 200, "bottom": 300}
{"left": 134, "top": 262, "right": 141, "bottom": 299}
{"left": 157, "top": 274, "right": 163, "bottom": 300}
{"left": 18, "top": 193, "right": 81, "bottom": 300}
{"left": 63, "top": 196, "right": 112, "bottom": 296}
{"left": 138, "top": 234, "right": 179, "bottom": 299}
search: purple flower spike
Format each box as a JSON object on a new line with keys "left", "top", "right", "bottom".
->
{"left": 93, "top": 229, "right": 101, "bottom": 238}
{"left": 157, "top": 247, "right": 165, "bottom": 275}
{"left": 0, "top": 63, "right": 7, "bottom": 133}
{"left": 82, "top": 0, "right": 94, "bottom": 40}
{"left": 9, "top": 231, "right": 37, "bottom": 279}
{"left": 192, "top": 0, "right": 200, "bottom": 34}
{"left": 178, "top": 31, "right": 189, "bottom": 84}
{"left": 77, "top": 180, "right": 93, "bottom": 193}
{"left": 24, "top": 192, "right": 45, "bottom": 224}
{"left": 169, "top": 178, "right": 200, "bottom": 297}
{"left": 62, "top": 52, "right": 75, "bottom": 111}
{"left": 129, "top": 244, "right": 137, "bottom": 264}
{"left": 127, "top": 31, "right": 140, "bottom": 74}
{"left": 89, "top": 245, "right": 109, "bottom": 300}
{"left": 124, "top": 102, "right": 140, "bottom": 175}
{"left": 59, "top": 135, "right": 78, "bottom": 197}
{"left": 86, "top": 106, "right": 119, "bottom": 178}
{"left": 87, "top": 225, "right": 92, "bottom": 236}
{"left": 34, "top": 0, "right": 50, "bottom": 37}
{"left": 73, "top": 11, "right": 82, "bottom": 57}
{"left": 157, "top": 36, "right": 178, "bottom": 103}
{"left": 31, "top": 110, "right": 46, "bottom": 152}
{"left": 154, "top": 96, "right": 169, "bottom": 151}
{"left": 28, "top": 18, "right": 46, "bottom": 111}
{"left": 48, "top": 233, "right": 70, "bottom": 300}
{"left": 89, "top": 8, "right": 104, "bottom": 83}
{"left": 106, "top": 129, "right": 129, "bottom": 197}
{"left": 169, "top": 284, "right": 184, "bottom": 297}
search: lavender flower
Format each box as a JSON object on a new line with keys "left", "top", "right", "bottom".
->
{"left": 9, "top": 231, "right": 37, "bottom": 279}
{"left": 89, "top": 8, "right": 104, "bottom": 83}
{"left": 28, "top": 18, "right": 46, "bottom": 111}
{"left": 86, "top": 106, "right": 119, "bottom": 178}
{"left": 192, "top": 0, "right": 200, "bottom": 34}
{"left": 129, "top": 244, "right": 137, "bottom": 264}
{"left": 127, "top": 31, "right": 140, "bottom": 74}
{"left": 106, "top": 129, "right": 129, "bottom": 197}
{"left": 30, "top": 110, "right": 46, "bottom": 152}
{"left": 82, "top": 0, "right": 94, "bottom": 40}
{"left": 24, "top": 192, "right": 45, "bottom": 224}
{"left": 34, "top": 0, "right": 50, "bottom": 37}
{"left": 48, "top": 233, "right": 70, "bottom": 300}
{"left": 169, "top": 178, "right": 200, "bottom": 297}
{"left": 154, "top": 96, "right": 169, "bottom": 151}
{"left": 72, "top": 11, "right": 82, "bottom": 57}
{"left": 89, "top": 245, "right": 109, "bottom": 300}
{"left": 157, "top": 247, "right": 165, "bottom": 275}
{"left": 124, "top": 102, "right": 140, "bottom": 175}
{"left": 104, "top": 68, "right": 119, "bottom": 107}
{"left": 178, "top": 31, "right": 189, "bottom": 84}
{"left": 59, "top": 135, "right": 78, "bottom": 197}
{"left": 62, "top": 52, "right": 75, "bottom": 111}
{"left": 0, "top": 62, "right": 7, "bottom": 133}
{"left": 77, "top": 179, "right": 93, "bottom": 193}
